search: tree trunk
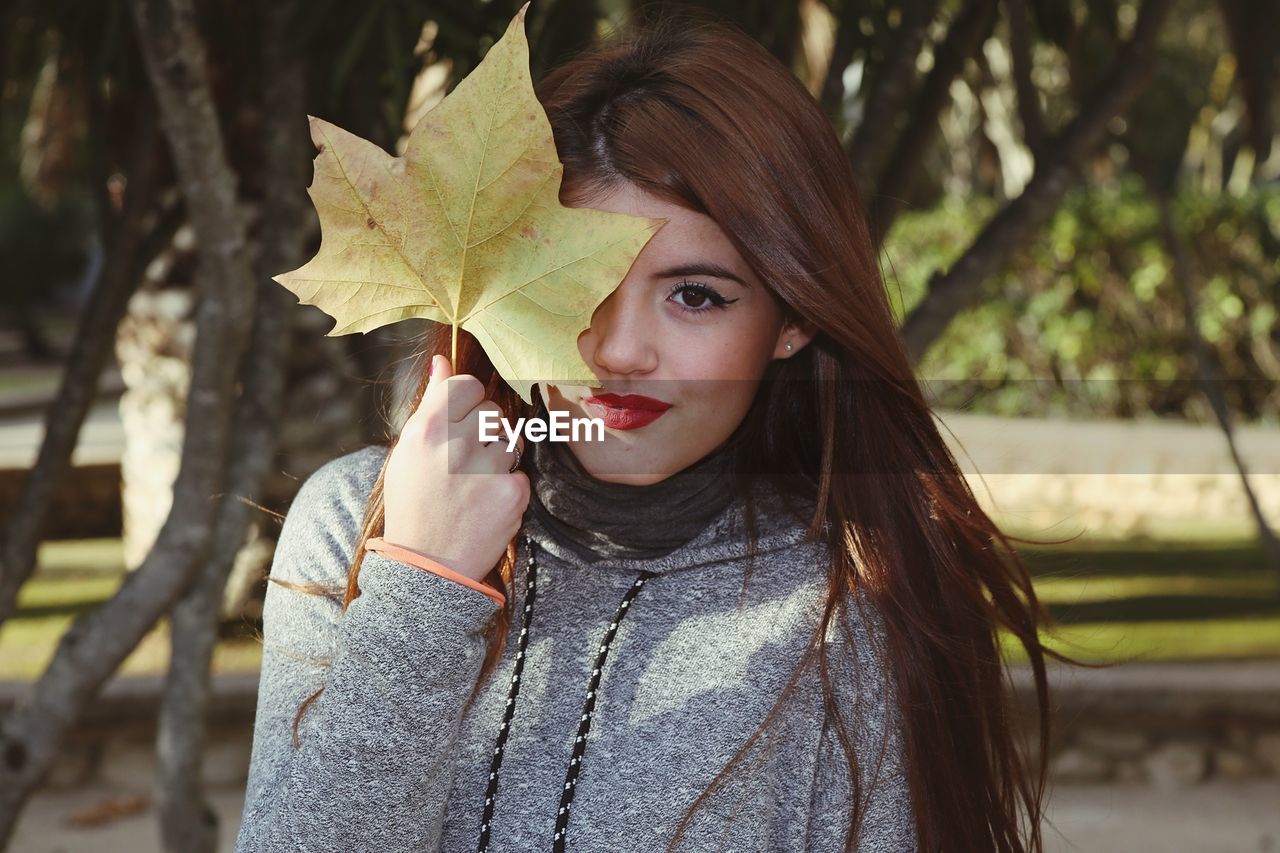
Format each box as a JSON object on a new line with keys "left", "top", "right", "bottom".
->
{"left": 154, "top": 0, "right": 310, "bottom": 847}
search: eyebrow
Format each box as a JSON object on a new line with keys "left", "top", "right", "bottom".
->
{"left": 651, "top": 261, "right": 750, "bottom": 288}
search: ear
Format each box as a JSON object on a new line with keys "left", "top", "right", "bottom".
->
{"left": 771, "top": 316, "right": 818, "bottom": 360}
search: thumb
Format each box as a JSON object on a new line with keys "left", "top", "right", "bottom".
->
{"left": 428, "top": 353, "right": 454, "bottom": 389}
{"left": 414, "top": 354, "right": 454, "bottom": 426}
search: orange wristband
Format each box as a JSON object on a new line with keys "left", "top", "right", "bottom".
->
{"left": 364, "top": 537, "right": 506, "bottom": 607}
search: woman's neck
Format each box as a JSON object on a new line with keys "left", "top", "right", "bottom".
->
{"left": 523, "top": 418, "right": 741, "bottom": 563}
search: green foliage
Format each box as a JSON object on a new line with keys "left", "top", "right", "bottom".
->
{"left": 887, "top": 175, "right": 1280, "bottom": 423}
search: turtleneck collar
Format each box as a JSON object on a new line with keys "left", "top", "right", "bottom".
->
{"left": 522, "top": 417, "right": 742, "bottom": 564}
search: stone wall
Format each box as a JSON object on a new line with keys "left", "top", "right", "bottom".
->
{"left": 1045, "top": 721, "right": 1280, "bottom": 788}
{"left": 1009, "top": 662, "right": 1280, "bottom": 787}
{"left": 938, "top": 411, "right": 1280, "bottom": 538}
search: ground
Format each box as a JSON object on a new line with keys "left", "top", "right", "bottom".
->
{"left": 8, "top": 780, "right": 1280, "bottom": 852}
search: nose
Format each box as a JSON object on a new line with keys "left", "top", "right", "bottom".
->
{"left": 579, "top": 281, "right": 658, "bottom": 378}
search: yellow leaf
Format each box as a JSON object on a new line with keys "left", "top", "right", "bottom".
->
{"left": 274, "top": 2, "right": 665, "bottom": 405}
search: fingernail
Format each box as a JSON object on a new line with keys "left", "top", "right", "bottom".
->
{"left": 428, "top": 355, "right": 437, "bottom": 378}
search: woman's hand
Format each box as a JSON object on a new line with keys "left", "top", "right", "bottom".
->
{"left": 382, "top": 354, "right": 529, "bottom": 582}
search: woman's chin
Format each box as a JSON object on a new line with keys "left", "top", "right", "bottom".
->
{"left": 564, "top": 440, "right": 679, "bottom": 485}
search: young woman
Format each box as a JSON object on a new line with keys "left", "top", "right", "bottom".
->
{"left": 236, "top": 12, "right": 1075, "bottom": 853}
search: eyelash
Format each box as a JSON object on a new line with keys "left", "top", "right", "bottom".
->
{"left": 666, "top": 280, "right": 740, "bottom": 315}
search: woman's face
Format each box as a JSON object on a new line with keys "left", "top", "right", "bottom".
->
{"left": 544, "top": 181, "right": 814, "bottom": 485}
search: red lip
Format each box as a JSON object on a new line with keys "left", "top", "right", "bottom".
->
{"left": 583, "top": 393, "right": 672, "bottom": 412}
{"left": 581, "top": 392, "right": 673, "bottom": 431}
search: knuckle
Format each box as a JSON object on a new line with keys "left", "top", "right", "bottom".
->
{"left": 508, "top": 472, "right": 531, "bottom": 505}
{"left": 447, "top": 374, "right": 485, "bottom": 397}
{"left": 445, "top": 378, "right": 486, "bottom": 419}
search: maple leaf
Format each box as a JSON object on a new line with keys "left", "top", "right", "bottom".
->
{"left": 274, "top": 1, "right": 665, "bottom": 405}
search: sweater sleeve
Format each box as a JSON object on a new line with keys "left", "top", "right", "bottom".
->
{"left": 234, "top": 450, "right": 503, "bottom": 852}
{"left": 803, "top": 595, "right": 919, "bottom": 852}
{"left": 365, "top": 535, "right": 506, "bottom": 607}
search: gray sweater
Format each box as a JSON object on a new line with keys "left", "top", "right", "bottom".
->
{"left": 234, "top": 444, "right": 918, "bottom": 851}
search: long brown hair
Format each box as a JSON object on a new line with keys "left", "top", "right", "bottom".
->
{"left": 272, "top": 8, "right": 1104, "bottom": 851}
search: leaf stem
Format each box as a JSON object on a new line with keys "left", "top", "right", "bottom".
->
{"left": 450, "top": 323, "right": 458, "bottom": 371}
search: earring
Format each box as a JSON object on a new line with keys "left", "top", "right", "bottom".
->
{"left": 784, "top": 343, "right": 793, "bottom": 352}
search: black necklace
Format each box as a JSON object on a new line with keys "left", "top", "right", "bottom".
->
{"left": 476, "top": 531, "right": 657, "bottom": 852}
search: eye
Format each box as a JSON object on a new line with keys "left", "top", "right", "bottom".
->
{"left": 666, "top": 280, "right": 740, "bottom": 315}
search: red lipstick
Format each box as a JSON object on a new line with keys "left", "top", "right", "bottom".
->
{"left": 582, "top": 392, "right": 672, "bottom": 430}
